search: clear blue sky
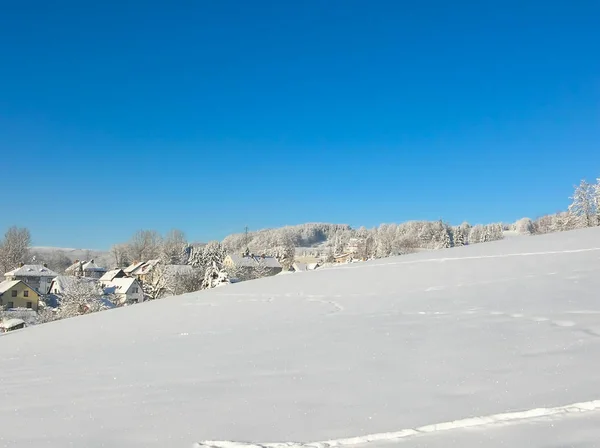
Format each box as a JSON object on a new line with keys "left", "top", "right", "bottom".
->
{"left": 1, "top": 1, "right": 599, "bottom": 249}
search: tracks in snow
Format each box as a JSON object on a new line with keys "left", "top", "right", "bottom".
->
{"left": 195, "top": 399, "right": 600, "bottom": 448}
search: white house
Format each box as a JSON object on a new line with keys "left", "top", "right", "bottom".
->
{"left": 102, "top": 278, "right": 144, "bottom": 305}
{"left": 65, "top": 259, "right": 108, "bottom": 279}
{"left": 4, "top": 264, "right": 59, "bottom": 294}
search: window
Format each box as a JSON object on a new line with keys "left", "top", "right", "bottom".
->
{"left": 26, "top": 302, "right": 32, "bottom": 309}
{"left": 7, "top": 302, "right": 13, "bottom": 309}
{"left": 11, "top": 290, "right": 17, "bottom": 297}
{"left": 24, "top": 290, "right": 29, "bottom": 297}
{"left": 132, "top": 287, "right": 138, "bottom": 293}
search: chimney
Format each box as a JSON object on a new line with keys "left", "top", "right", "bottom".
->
{"left": 74, "top": 259, "right": 79, "bottom": 263}
{"left": 19, "top": 262, "right": 25, "bottom": 267}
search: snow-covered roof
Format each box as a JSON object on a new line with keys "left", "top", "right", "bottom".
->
{"left": 4, "top": 265, "right": 59, "bottom": 278}
{"left": 0, "top": 280, "right": 21, "bottom": 294}
{"left": 137, "top": 259, "right": 161, "bottom": 275}
{"left": 164, "top": 264, "right": 194, "bottom": 276}
{"left": 64, "top": 261, "right": 81, "bottom": 274}
{"left": 0, "top": 318, "right": 25, "bottom": 330}
{"left": 226, "top": 254, "right": 282, "bottom": 269}
{"left": 103, "top": 277, "right": 139, "bottom": 295}
{"left": 99, "top": 268, "right": 125, "bottom": 282}
{"left": 123, "top": 262, "right": 145, "bottom": 274}
{"left": 81, "top": 260, "right": 107, "bottom": 272}
{"left": 50, "top": 276, "right": 97, "bottom": 294}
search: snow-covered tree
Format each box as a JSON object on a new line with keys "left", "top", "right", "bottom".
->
{"left": 453, "top": 226, "right": 465, "bottom": 247}
{"left": 594, "top": 178, "right": 600, "bottom": 226}
{"left": 161, "top": 229, "right": 188, "bottom": 264}
{"left": 568, "top": 180, "right": 595, "bottom": 228}
{"left": 142, "top": 264, "right": 171, "bottom": 300}
{"left": 514, "top": 217, "right": 534, "bottom": 235}
{"left": 201, "top": 262, "right": 230, "bottom": 289}
{"left": 468, "top": 225, "right": 484, "bottom": 244}
{"left": 126, "top": 230, "right": 163, "bottom": 262}
{"left": 110, "top": 244, "right": 130, "bottom": 268}
{"left": 0, "top": 226, "right": 31, "bottom": 273}
{"left": 58, "top": 278, "right": 112, "bottom": 318}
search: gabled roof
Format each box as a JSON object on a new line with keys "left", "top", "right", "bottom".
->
{"left": 136, "top": 259, "right": 161, "bottom": 275}
{"left": 81, "top": 260, "right": 107, "bottom": 273}
{"left": 103, "top": 278, "right": 139, "bottom": 295}
{"left": 226, "top": 254, "right": 282, "bottom": 269}
{"left": 99, "top": 268, "right": 125, "bottom": 282}
{"left": 50, "top": 276, "right": 97, "bottom": 294}
{"left": 64, "top": 261, "right": 82, "bottom": 274}
{"left": 123, "top": 262, "right": 145, "bottom": 275}
{"left": 0, "top": 318, "right": 25, "bottom": 330}
{"left": 4, "top": 265, "right": 59, "bottom": 278}
{"left": 0, "top": 280, "right": 21, "bottom": 294}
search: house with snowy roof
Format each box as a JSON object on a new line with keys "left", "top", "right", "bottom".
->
{"left": 123, "top": 259, "right": 161, "bottom": 282}
{"left": 0, "top": 280, "right": 40, "bottom": 311}
{"left": 99, "top": 268, "right": 127, "bottom": 283}
{"left": 223, "top": 253, "right": 283, "bottom": 277}
{"left": 4, "top": 264, "right": 58, "bottom": 294}
{"left": 65, "top": 259, "right": 107, "bottom": 279}
{"left": 101, "top": 277, "right": 144, "bottom": 305}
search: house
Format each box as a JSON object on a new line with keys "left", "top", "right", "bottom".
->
{"left": 99, "top": 268, "right": 127, "bottom": 283}
{"left": 3, "top": 264, "right": 58, "bottom": 295}
{"left": 123, "top": 259, "right": 161, "bottom": 282}
{"left": 99, "top": 268, "right": 127, "bottom": 282}
{"left": 0, "top": 280, "right": 40, "bottom": 311}
{"left": 102, "top": 278, "right": 144, "bottom": 305}
{"left": 0, "top": 318, "right": 26, "bottom": 333}
{"left": 223, "top": 253, "right": 283, "bottom": 277}
{"left": 291, "top": 262, "right": 321, "bottom": 272}
{"left": 65, "top": 259, "right": 107, "bottom": 279}
{"left": 333, "top": 253, "right": 353, "bottom": 264}
{"left": 346, "top": 238, "right": 360, "bottom": 254}
{"left": 123, "top": 261, "right": 145, "bottom": 276}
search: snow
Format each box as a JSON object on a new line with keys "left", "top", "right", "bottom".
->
{"left": 2, "top": 227, "right": 600, "bottom": 447}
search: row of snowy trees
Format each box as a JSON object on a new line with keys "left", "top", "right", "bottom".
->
{"left": 520, "top": 178, "right": 600, "bottom": 235}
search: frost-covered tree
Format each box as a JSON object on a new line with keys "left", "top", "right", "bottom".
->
{"left": 568, "top": 180, "right": 595, "bottom": 228}
{"left": 594, "top": 179, "right": 600, "bottom": 226}
{"left": 189, "top": 241, "right": 226, "bottom": 271}
{"left": 161, "top": 229, "right": 187, "bottom": 264}
{"left": 110, "top": 243, "right": 130, "bottom": 268}
{"left": 468, "top": 225, "right": 484, "bottom": 244}
{"left": 0, "top": 226, "right": 31, "bottom": 273}
{"left": 514, "top": 217, "right": 534, "bottom": 235}
{"left": 202, "top": 261, "right": 231, "bottom": 289}
{"left": 441, "top": 223, "right": 454, "bottom": 248}
{"left": 126, "top": 230, "right": 163, "bottom": 262}
{"left": 453, "top": 226, "right": 465, "bottom": 247}
{"left": 58, "top": 279, "right": 112, "bottom": 318}
{"left": 142, "top": 263, "right": 171, "bottom": 300}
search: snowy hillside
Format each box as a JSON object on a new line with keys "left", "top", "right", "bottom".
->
{"left": 3, "top": 227, "right": 600, "bottom": 447}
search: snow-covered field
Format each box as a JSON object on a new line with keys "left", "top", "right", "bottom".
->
{"left": 3, "top": 227, "right": 600, "bottom": 447}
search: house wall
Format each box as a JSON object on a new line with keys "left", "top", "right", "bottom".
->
{"left": 9, "top": 275, "right": 54, "bottom": 294}
{"left": 124, "top": 282, "right": 144, "bottom": 304}
{"left": 0, "top": 283, "right": 40, "bottom": 311}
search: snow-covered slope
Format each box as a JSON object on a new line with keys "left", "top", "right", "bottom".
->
{"left": 3, "top": 228, "right": 600, "bottom": 447}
